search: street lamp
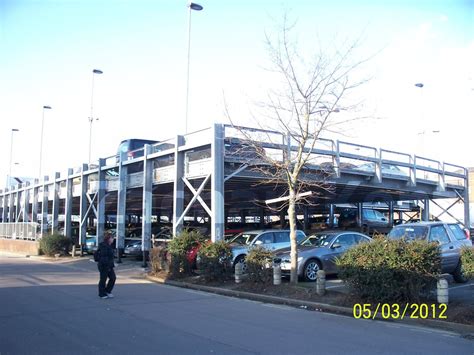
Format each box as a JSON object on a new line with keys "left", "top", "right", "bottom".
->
{"left": 185, "top": 2, "right": 203, "bottom": 134}
{"left": 39, "top": 106, "right": 52, "bottom": 179}
{"left": 8, "top": 128, "right": 19, "bottom": 186}
{"left": 88, "top": 68, "right": 103, "bottom": 165}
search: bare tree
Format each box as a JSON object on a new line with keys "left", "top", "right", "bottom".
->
{"left": 226, "top": 18, "right": 369, "bottom": 284}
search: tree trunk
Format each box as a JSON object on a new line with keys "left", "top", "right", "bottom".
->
{"left": 288, "top": 187, "right": 298, "bottom": 284}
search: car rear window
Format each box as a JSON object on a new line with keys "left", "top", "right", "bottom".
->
{"left": 448, "top": 224, "right": 467, "bottom": 241}
{"left": 388, "top": 226, "right": 428, "bottom": 240}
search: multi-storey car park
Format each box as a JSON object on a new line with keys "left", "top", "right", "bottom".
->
{"left": 0, "top": 124, "right": 470, "bottom": 257}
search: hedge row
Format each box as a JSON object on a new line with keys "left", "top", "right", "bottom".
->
{"left": 336, "top": 237, "right": 441, "bottom": 302}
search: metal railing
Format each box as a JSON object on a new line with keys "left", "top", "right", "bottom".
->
{"left": 0, "top": 223, "right": 40, "bottom": 241}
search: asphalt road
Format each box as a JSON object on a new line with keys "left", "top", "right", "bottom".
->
{"left": 0, "top": 254, "right": 472, "bottom": 355}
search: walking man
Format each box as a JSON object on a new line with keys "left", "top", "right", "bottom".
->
{"left": 96, "top": 231, "right": 116, "bottom": 299}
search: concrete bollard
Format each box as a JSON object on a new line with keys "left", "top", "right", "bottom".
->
{"left": 316, "top": 270, "right": 326, "bottom": 296}
{"left": 273, "top": 263, "right": 281, "bottom": 285}
{"left": 235, "top": 262, "right": 243, "bottom": 284}
{"left": 437, "top": 278, "right": 449, "bottom": 304}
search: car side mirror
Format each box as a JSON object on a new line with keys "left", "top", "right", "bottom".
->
{"left": 381, "top": 217, "right": 387, "bottom": 221}
{"left": 255, "top": 240, "right": 263, "bottom": 245}
{"left": 331, "top": 243, "right": 342, "bottom": 249}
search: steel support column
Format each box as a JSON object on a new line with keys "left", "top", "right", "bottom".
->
{"left": 51, "top": 172, "right": 60, "bottom": 234}
{"left": 79, "top": 164, "right": 88, "bottom": 254}
{"left": 422, "top": 199, "right": 430, "bottom": 221}
{"left": 211, "top": 123, "right": 225, "bottom": 242}
{"left": 96, "top": 159, "right": 106, "bottom": 243}
{"left": 41, "top": 177, "right": 49, "bottom": 237}
{"left": 116, "top": 152, "right": 127, "bottom": 259}
{"left": 8, "top": 188, "right": 14, "bottom": 222}
{"left": 329, "top": 204, "right": 335, "bottom": 228}
{"left": 303, "top": 206, "right": 310, "bottom": 231}
{"left": 357, "top": 203, "right": 363, "bottom": 228}
{"left": 280, "top": 209, "right": 286, "bottom": 228}
{"left": 142, "top": 144, "right": 153, "bottom": 265}
{"left": 23, "top": 182, "right": 30, "bottom": 222}
{"left": 463, "top": 169, "right": 470, "bottom": 228}
{"left": 388, "top": 201, "right": 394, "bottom": 226}
{"left": 173, "top": 135, "right": 185, "bottom": 236}
{"left": 15, "top": 187, "right": 21, "bottom": 222}
{"left": 32, "top": 180, "right": 39, "bottom": 223}
{"left": 64, "top": 168, "right": 73, "bottom": 240}
{"left": 2, "top": 191, "right": 7, "bottom": 223}
{"left": 0, "top": 190, "right": 5, "bottom": 223}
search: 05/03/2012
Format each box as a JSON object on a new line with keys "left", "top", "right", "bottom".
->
{"left": 352, "top": 303, "right": 447, "bottom": 320}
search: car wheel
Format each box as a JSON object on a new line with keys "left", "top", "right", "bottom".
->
{"left": 452, "top": 261, "right": 468, "bottom": 283}
{"left": 303, "top": 259, "right": 322, "bottom": 282}
{"left": 234, "top": 255, "right": 247, "bottom": 274}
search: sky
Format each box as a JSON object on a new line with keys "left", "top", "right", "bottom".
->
{"left": 1, "top": 0, "right": 473, "bottom": 184}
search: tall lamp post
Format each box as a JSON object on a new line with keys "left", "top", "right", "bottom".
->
{"left": 39, "top": 106, "right": 52, "bottom": 179}
{"left": 88, "top": 68, "right": 103, "bottom": 165}
{"left": 8, "top": 128, "right": 19, "bottom": 186}
{"left": 185, "top": 2, "right": 203, "bottom": 134}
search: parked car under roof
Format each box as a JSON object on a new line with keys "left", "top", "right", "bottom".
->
{"left": 228, "top": 229, "right": 306, "bottom": 270}
{"left": 387, "top": 222, "right": 471, "bottom": 283}
{"left": 274, "top": 231, "right": 371, "bottom": 281}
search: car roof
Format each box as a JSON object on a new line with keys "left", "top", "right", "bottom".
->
{"left": 241, "top": 229, "right": 292, "bottom": 234}
{"left": 395, "top": 221, "right": 449, "bottom": 227}
{"left": 312, "top": 230, "right": 369, "bottom": 237}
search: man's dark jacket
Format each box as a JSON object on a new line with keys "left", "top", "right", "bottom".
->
{"left": 97, "top": 242, "right": 115, "bottom": 269}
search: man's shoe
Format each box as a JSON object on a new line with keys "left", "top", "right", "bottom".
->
{"left": 100, "top": 295, "right": 109, "bottom": 299}
{"left": 106, "top": 293, "right": 114, "bottom": 298}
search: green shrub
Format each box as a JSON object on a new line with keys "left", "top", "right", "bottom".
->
{"left": 39, "top": 233, "right": 72, "bottom": 257}
{"left": 167, "top": 229, "right": 206, "bottom": 277}
{"left": 246, "top": 246, "right": 274, "bottom": 284}
{"left": 460, "top": 246, "right": 474, "bottom": 279}
{"left": 149, "top": 244, "right": 170, "bottom": 275}
{"left": 336, "top": 237, "right": 441, "bottom": 302}
{"left": 197, "top": 241, "right": 233, "bottom": 282}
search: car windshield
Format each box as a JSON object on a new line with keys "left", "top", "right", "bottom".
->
{"left": 300, "top": 234, "right": 336, "bottom": 247}
{"left": 388, "top": 226, "right": 428, "bottom": 240}
{"left": 229, "top": 232, "right": 259, "bottom": 245}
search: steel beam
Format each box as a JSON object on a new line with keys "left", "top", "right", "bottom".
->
{"left": 211, "top": 123, "right": 225, "bottom": 242}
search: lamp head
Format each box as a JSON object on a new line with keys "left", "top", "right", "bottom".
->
{"left": 189, "top": 2, "right": 203, "bottom": 11}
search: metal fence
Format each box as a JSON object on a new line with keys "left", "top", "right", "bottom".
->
{"left": 0, "top": 223, "right": 40, "bottom": 241}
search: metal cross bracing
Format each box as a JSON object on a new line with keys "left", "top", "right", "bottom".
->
{"left": 0, "top": 123, "right": 470, "bottom": 247}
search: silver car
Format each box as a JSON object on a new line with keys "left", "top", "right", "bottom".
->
{"left": 274, "top": 231, "right": 371, "bottom": 281}
{"left": 228, "top": 229, "right": 306, "bottom": 269}
{"left": 388, "top": 222, "right": 472, "bottom": 283}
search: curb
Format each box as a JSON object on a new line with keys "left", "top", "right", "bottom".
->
{"left": 145, "top": 275, "right": 474, "bottom": 337}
